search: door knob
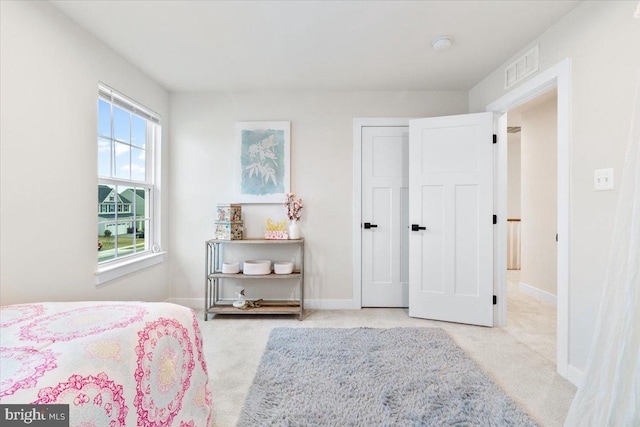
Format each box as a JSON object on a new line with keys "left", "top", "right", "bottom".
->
{"left": 363, "top": 222, "right": 378, "bottom": 229}
{"left": 411, "top": 224, "right": 426, "bottom": 231}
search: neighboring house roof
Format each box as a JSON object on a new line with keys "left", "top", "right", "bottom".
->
{"left": 120, "top": 188, "right": 146, "bottom": 216}
{"left": 119, "top": 193, "right": 132, "bottom": 204}
{"left": 98, "top": 184, "right": 112, "bottom": 203}
{"left": 121, "top": 188, "right": 145, "bottom": 199}
{"left": 98, "top": 184, "right": 134, "bottom": 205}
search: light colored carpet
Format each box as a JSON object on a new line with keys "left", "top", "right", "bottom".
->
{"left": 505, "top": 270, "right": 557, "bottom": 364}
{"left": 237, "top": 327, "right": 538, "bottom": 426}
{"left": 197, "top": 309, "right": 576, "bottom": 427}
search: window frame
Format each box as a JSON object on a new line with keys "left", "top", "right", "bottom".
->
{"left": 96, "top": 84, "right": 164, "bottom": 284}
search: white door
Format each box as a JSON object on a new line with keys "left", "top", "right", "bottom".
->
{"left": 408, "top": 112, "right": 494, "bottom": 326}
{"left": 362, "top": 126, "right": 409, "bottom": 307}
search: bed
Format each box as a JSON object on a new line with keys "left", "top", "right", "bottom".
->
{"left": 0, "top": 301, "right": 212, "bottom": 427}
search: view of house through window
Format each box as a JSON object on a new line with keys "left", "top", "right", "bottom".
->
{"left": 98, "top": 85, "right": 159, "bottom": 263}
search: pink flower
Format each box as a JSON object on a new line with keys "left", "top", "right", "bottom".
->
{"left": 284, "top": 193, "right": 304, "bottom": 221}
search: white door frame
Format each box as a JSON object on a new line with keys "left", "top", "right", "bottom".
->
{"left": 487, "top": 58, "right": 571, "bottom": 379}
{"left": 353, "top": 118, "right": 410, "bottom": 309}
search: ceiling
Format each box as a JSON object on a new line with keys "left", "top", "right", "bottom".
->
{"left": 50, "top": 0, "right": 582, "bottom": 92}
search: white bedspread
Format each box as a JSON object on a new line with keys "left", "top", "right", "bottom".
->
{"left": 0, "top": 301, "right": 212, "bottom": 426}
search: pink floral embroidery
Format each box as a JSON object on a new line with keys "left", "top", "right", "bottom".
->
{"left": 33, "top": 373, "right": 127, "bottom": 427}
{"left": 0, "top": 304, "right": 45, "bottom": 328}
{"left": 19, "top": 304, "right": 147, "bottom": 343}
{"left": 206, "top": 386, "right": 213, "bottom": 427}
{"left": 134, "top": 318, "right": 194, "bottom": 427}
{"left": 180, "top": 421, "right": 195, "bottom": 427}
{"left": 190, "top": 310, "right": 212, "bottom": 426}
{"left": 0, "top": 346, "right": 57, "bottom": 398}
{"left": 190, "top": 382, "right": 213, "bottom": 427}
{"left": 73, "top": 393, "right": 89, "bottom": 406}
{"left": 190, "top": 310, "right": 208, "bottom": 375}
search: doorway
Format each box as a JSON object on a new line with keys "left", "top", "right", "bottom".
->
{"left": 353, "top": 118, "right": 410, "bottom": 309}
{"left": 353, "top": 113, "right": 495, "bottom": 325}
{"left": 488, "top": 58, "right": 571, "bottom": 380}
{"left": 504, "top": 89, "right": 559, "bottom": 366}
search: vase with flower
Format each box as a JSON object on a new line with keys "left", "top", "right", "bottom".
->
{"left": 284, "top": 192, "right": 303, "bottom": 239}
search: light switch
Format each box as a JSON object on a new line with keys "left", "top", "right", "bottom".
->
{"left": 594, "top": 168, "right": 614, "bottom": 191}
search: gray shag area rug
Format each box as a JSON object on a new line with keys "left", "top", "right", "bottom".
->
{"left": 237, "top": 328, "right": 539, "bottom": 426}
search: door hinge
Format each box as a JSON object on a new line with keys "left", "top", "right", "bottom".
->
{"left": 493, "top": 215, "right": 497, "bottom": 225}
{"left": 493, "top": 134, "right": 497, "bottom": 144}
{"left": 493, "top": 295, "right": 497, "bottom": 305}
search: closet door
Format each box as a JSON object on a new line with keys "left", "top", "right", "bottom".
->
{"left": 361, "top": 126, "right": 409, "bottom": 307}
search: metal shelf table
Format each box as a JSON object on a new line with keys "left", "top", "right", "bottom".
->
{"left": 205, "top": 238, "right": 304, "bottom": 321}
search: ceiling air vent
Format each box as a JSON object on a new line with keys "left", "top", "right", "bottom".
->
{"left": 507, "top": 126, "right": 521, "bottom": 134}
{"left": 504, "top": 45, "right": 539, "bottom": 89}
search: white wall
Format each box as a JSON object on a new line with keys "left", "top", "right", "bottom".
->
{"left": 520, "top": 97, "right": 557, "bottom": 295}
{"left": 0, "top": 1, "right": 171, "bottom": 304}
{"left": 507, "top": 132, "right": 521, "bottom": 219}
{"left": 169, "top": 91, "right": 467, "bottom": 306}
{"left": 469, "top": 0, "right": 640, "bottom": 372}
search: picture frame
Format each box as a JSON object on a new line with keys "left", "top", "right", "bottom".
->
{"left": 235, "top": 121, "right": 291, "bottom": 203}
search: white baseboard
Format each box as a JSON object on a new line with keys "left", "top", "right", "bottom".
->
{"left": 304, "top": 299, "right": 355, "bottom": 310}
{"left": 567, "top": 364, "right": 585, "bottom": 388}
{"left": 519, "top": 282, "right": 557, "bottom": 304}
{"left": 166, "top": 298, "right": 355, "bottom": 311}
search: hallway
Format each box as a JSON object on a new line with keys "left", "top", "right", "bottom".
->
{"left": 504, "top": 270, "right": 557, "bottom": 365}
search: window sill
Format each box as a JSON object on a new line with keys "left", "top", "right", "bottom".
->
{"left": 95, "top": 251, "right": 166, "bottom": 285}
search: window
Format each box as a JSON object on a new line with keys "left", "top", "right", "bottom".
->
{"left": 97, "top": 85, "right": 160, "bottom": 266}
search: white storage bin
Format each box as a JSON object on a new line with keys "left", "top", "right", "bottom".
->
{"left": 243, "top": 260, "right": 271, "bottom": 275}
{"left": 222, "top": 262, "right": 240, "bottom": 274}
{"left": 274, "top": 262, "right": 294, "bottom": 275}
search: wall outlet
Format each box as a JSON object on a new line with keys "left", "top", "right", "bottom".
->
{"left": 594, "top": 168, "right": 614, "bottom": 191}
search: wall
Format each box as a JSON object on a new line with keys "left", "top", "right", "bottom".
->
{"left": 169, "top": 91, "right": 467, "bottom": 306}
{"left": 507, "top": 132, "right": 521, "bottom": 219}
{"left": 469, "top": 1, "right": 640, "bottom": 372}
{"left": 520, "top": 97, "right": 557, "bottom": 295}
{"left": 0, "top": 1, "right": 171, "bottom": 304}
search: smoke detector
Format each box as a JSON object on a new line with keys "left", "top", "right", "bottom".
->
{"left": 432, "top": 36, "right": 453, "bottom": 51}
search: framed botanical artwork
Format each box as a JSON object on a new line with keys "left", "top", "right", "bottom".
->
{"left": 235, "top": 121, "right": 291, "bottom": 203}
